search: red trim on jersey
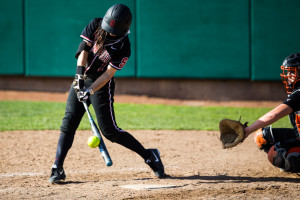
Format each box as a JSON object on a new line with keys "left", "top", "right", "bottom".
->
{"left": 109, "top": 57, "right": 128, "bottom": 70}
{"left": 80, "top": 35, "right": 93, "bottom": 43}
{"left": 109, "top": 63, "right": 121, "bottom": 70}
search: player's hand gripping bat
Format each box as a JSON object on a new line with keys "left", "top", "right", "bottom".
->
{"left": 83, "top": 101, "right": 113, "bottom": 166}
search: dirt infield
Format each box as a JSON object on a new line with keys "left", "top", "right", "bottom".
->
{"left": 1, "top": 91, "right": 299, "bottom": 199}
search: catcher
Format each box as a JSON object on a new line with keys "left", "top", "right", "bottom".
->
{"left": 220, "top": 52, "right": 300, "bottom": 173}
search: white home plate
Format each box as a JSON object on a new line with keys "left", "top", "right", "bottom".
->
{"left": 121, "top": 184, "right": 178, "bottom": 190}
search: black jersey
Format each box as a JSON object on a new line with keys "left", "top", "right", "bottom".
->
{"left": 283, "top": 86, "right": 300, "bottom": 136}
{"left": 78, "top": 18, "right": 131, "bottom": 78}
{"left": 284, "top": 88, "right": 300, "bottom": 112}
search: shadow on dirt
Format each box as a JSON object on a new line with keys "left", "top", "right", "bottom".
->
{"left": 52, "top": 181, "right": 86, "bottom": 185}
{"left": 166, "top": 174, "right": 300, "bottom": 183}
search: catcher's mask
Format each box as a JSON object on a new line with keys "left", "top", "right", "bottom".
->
{"left": 101, "top": 4, "right": 132, "bottom": 36}
{"left": 280, "top": 52, "right": 300, "bottom": 93}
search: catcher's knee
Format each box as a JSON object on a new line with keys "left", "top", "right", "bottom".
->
{"left": 284, "top": 146, "right": 300, "bottom": 173}
{"left": 268, "top": 139, "right": 300, "bottom": 173}
{"left": 268, "top": 143, "right": 286, "bottom": 169}
{"left": 254, "top": 126, "right": 274, "bottom": 152}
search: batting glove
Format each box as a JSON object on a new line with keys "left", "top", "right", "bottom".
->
{"left": 73, "top": 74, "right": 85, "bottom": 93}
{"left": 77, "top": 88, "right": 94, "bottom": 102}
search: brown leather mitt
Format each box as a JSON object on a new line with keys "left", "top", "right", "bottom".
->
{"left": 219, "top": 119, "right": 248, "bottom": 149}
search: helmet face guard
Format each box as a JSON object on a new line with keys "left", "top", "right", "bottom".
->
{"left": 101, "top": 4, "right": 132, "bottom": 36}
{"left": 280, "top": 65, "right": 300, "bottom": 93}
{"left": 280, "top": 52, "right": 300, "bottom": 93}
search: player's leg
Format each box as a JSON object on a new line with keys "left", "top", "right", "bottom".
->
{"left": 87, "top": 78, "right": 148, "bottom": 157}
{"left": 88, "top": 78, "right": 165, "bottom": 178}
{"left": 253, "top": 126, "right": 296, "bottom": 152}
{"left": 268, "top": 138, "right": 300, "bottom": 172}
{"left": 281, "top": 138, "right": 300, "bottom": 172}
{"left": 49, "top": 85, "right": 86, "bottom": 183}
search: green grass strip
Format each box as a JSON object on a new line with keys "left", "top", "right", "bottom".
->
{"left": 0, "top": 101, "right": 292, "bottom": 131}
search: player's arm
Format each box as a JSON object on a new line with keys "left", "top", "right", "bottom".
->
{"left": 77, "top": 40, "right": 92, "bottom": 68}
{"left": 77, "top": 64, "right": 117, "bottom": 102}
{"left": 244, "top": 103, "right": 293, "bottom": 138}
{"left": 73, "top": 40, "right": 92, "bottom": 92}
{"left": 87, "top": 54, "right": 128, "bottom": 93}
{"left": 88, "top": 65, "right": 117, "bottom": 93}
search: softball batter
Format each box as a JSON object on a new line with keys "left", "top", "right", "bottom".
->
{"left": 49, "top": 4, "right": 165, "bottom": 184}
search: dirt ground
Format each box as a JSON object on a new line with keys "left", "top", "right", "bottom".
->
{"left": 1, "top": 91, "right": 300, "bottom": 200}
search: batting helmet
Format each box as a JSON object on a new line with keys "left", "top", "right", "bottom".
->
{"left": 280, "top": 52, "right": 300, "bottom": 93}
{"left": 101, "top": 4, "right": 132, "bottom": 36}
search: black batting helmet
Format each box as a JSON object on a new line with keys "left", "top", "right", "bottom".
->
{"left": 280, "top": 52, "right": 300, "bottom": 93}
{"left": 282, "top": 52, "right": 300, "bottom": 68}
{"left": 101, "top": 4, "right": 132, "bottom": 36}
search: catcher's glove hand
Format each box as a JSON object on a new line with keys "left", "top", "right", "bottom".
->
{"left": 219, "top": 118, "right": 248, "bottom": 149}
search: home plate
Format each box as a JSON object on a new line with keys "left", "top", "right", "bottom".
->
{"left": 121, "top": 184, "right": 179, "bottom": 190}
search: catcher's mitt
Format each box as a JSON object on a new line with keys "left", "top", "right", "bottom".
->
{"left": 219, "top": 118, "right": 248, "bottom": 149}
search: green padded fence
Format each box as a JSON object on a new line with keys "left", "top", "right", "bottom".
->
{"left": 251, "top": 0, "right": 300, "bottom": 81}
{"left": 24, "top": 0, "right": 135, "bottom": 77}
{"left": 0, "top": 0, "right": 24, "bottom": 75}
{"left": 1, "top": 0, "right": 300, "bottom": 81}
{"left": 137, "top": 0, "right": 250, "bottom": 79}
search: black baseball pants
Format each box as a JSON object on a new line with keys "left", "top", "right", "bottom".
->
{"left": 54, "top": 77, "right": 150, "bottom": 167}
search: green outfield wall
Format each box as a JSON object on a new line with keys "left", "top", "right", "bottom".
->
{"left": 0, "top": 0, "right": 24, "bottom": 75}
{"left": 1, "top": 0, "right": 300, "bottom": 80}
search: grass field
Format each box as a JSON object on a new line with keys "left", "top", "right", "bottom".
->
{"left": 0, "top": 101, "right": 292, "bottom": 131}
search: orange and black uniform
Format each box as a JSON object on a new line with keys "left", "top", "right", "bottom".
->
{"left": 267, "top": 86, "right": 300, "bottom": 147}
{"left": 264, "top": 85, "right": 300, "bottom": 170}
{"left": 284, "top": 87, "right": 300, "bottom": 137}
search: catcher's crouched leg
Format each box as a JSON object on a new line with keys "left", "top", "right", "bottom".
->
{"left": 284, "top": 149, "right": 300, "bottom": 173}
{"left": 268, "top": 141, "right": 300, "bottom": 173}
{"left": 267, "top": 143, "right": 286, "bottom": 169}
{"left": 284, "top": 138, "right": 300, "bottom": 173}
{"left": 253, "top": 126, "right": 275, "bottom": 152}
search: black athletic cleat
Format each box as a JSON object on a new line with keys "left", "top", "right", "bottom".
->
{"left": 145, "top": 149, "right": 165, "bottom": 178}
{"left": 48, "top": 164, "right": 66, "bottom": 184}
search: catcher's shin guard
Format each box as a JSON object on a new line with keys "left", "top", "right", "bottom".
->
{"left": 254, "top": 126, "right": 274, "bottom": 152}
{"left": 284, "top": 139, "right": 300, "bottom": 172}
{"left": 268, "top": 139, "right": 300, "bottom": 173}
{"left": 268, "top": 143, "right": 286, "bottom": 169}
{"left": 284, "top": 150, "right": 300, "bottom": 173}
